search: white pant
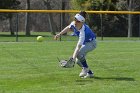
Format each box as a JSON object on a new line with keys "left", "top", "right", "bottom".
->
{"left": 76, "top": 39, "right": 97, "bottom": 67}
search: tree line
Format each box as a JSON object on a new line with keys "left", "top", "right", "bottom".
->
{"left": 0, "top": 0, "right": 140, "bottom": 37}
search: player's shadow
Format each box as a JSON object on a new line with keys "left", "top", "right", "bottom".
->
{"left": 76, "top": 76, "right": 135, "bottom": 83}
{"left": 93, "top": 76, "right": 135, "bottom": 81}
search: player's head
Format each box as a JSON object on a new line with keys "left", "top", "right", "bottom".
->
{"left": 74, "top": 11, "right": 87, "bottom": 23}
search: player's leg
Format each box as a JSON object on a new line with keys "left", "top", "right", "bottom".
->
{"left": 77, "top": 54, "right": 94, "bottom": 77}
{"left": 76, "top": 58, "right": 93, "bottom": 77}
{"left": 77, "top": 40, "right": 96, "bottom": 78}
{"left": 76, "top": 58, "right": 83, "bottom": 67}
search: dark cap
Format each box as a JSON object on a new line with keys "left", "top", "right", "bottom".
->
{"left": 79, "top": 11, "right": 87, "bottom": 18}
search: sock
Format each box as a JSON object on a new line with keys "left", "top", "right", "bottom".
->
{"left": 81, "top": 59, "right": 88, "bottom": 68}
{"left": 88, "top": 70, "right": 93, "bottom": 74}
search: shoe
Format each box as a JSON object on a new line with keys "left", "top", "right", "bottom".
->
{"left": 79, "top": 67, "right": 88, "bottom": 77}
{"left": 84, "top": 73, "right": 94, "bottom": 78}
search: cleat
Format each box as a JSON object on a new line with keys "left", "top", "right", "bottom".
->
{"left": 84, "top": 73, "right": 94, "bottom": 78}
{"left": 79, "top": 68, "right": 88, "bottom": 77}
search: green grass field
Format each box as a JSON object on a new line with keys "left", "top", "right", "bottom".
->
{"left": 0, "top": 35, "right": 140, "bottom": 93}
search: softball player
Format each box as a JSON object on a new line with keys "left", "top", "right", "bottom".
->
{"left": 54, "top": 11, "right": 97, "bottom": 78}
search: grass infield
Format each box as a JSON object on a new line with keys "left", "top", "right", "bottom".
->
{"left": 0, "top": 35, "right": 140, "bottom": 93}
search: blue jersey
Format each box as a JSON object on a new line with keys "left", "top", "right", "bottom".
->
{"left": 69, "top": 22, "right": 96, "bottom": 45}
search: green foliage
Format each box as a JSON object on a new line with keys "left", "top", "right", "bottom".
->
{"left": 70, "top": 0, "right": 140, "bottom": 37}
{"left": 71, "top": 0, "right": 90, "bottom": 10}
{"left": 71, "top": 0, "right": 118, "bottom": 10}
{"left": 72, "top": 0, "right": 140, "bottom": 36}
{"left": 71, "top": 0, "right": 122, "bottom": 37}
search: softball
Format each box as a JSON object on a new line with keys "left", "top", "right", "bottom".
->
{"left": 37, "top": 36, "right": 44, "bottom": 42}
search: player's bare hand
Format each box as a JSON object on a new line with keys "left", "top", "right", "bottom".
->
{"left": 54, "top": 34, "right": 60, "bottom": 40}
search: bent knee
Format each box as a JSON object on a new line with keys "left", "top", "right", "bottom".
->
{"left": 77, "top": 54, "right": 85, "bottom": 61}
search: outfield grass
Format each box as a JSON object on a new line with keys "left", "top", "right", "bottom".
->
{"left": 0, "top": 36, "right": 140, "bottom": 93}
{"left": 0, "top": 32, "right": 140, "bottom": 42}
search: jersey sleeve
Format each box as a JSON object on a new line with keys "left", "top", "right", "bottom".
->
{"left": 68, "top": 21, "right": 75, "bottom": 29}
{"left": 77, "top": 28, "right": 85, "bottom": 45}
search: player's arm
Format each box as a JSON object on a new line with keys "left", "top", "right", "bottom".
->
{"left": 72, "top": 29, "right": 85, "bottom": 60}
{"left": 72, "top": 44, "right": 82, "bottom": 60}
{"left": 54, "top": 26, "right": 71, "bottom": 40}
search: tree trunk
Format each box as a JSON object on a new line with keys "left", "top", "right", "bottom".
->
{"left": 25, "top": 0, "right": 31, "bottom": 36}
{"left": 9, "top": 16, "right": 15, "bottom": 35}
{"left": 43, "top": 0, "right": 57, "bottom": 35}
{"left": 100, "top": 14, "right": 103, "bottom": 40}
{"left": 61, "top": 0, "right": 66, "bottom": 35}
{"left": 128, "top": 14, "right": 132, "bottom": 37}
{"left": 139, "top": 15, "right": 140, "bottom": 38}
{"left": 9, "top": 14, "right": 15, "bottom": 36}
{"left": 128, "top": 0, "right": 132, "bottom": 37}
